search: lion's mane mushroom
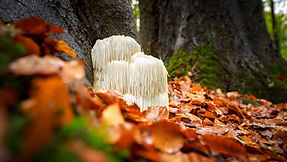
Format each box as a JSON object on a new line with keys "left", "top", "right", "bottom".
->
{"left": 91, "top": 35, "right": 168, "bottom": 111}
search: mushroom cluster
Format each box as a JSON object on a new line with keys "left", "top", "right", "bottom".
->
{"left": 91, "top": 35, "right": 168, "bottom": 111}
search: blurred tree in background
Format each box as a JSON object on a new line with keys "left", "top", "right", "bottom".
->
{"left": 263, "top": 0, "right": 287, "bottom": 60}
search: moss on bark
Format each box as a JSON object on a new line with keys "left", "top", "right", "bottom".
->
{"left": 167, "top": 44, "right": 287, "bottom": 103}
{"left": 167, "top": 44, "right": 229, "bottom": 90}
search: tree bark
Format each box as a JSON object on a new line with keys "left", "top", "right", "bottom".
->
{"left": 140, "top": 0, "right": 287, "bottom": 103}
{"left": 139, "top": 0, "right": 160, "bottom": 59}
{"left": 0, "top": 0, "right": 138, "bottom": 87}
{"left": 270, "top": 0, "right": 280, "bottom": 53}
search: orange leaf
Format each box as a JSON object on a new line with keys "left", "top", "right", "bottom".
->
{"left": 201, "top": 111, "right": 216, "bottom": 119}
{"left": 191, "top": 84, "right": 202, "bottom": 92}
{"left": 203, "top": 118, "right": 214, "bottom": 126}
{"left": 181, "top": 128, "right": 197, "bottom": 139}
{"left": 143, "top": 106, "right": 169, "bottom": 122}
{"left": 213, "top": 99, "right": 224, "bottom": 107}
{"left": 14, "top": 35, "right": 40, "bottom": 55}
{"left": 202, "top": 135, "right": 247, "bottom": 160}
{"left": 14, "top": 17, "right": 65, "bottom": 35}
{"left": 44, "top": 38, "right": 77, "bottom": 58}
{"left": 102, "top": 103, "right": 125, "bottom": 126}
{"left": 243, "top": 94, "right": 257, "bottom": 101}
{"left": 147, "top": 120, "right": 184, "bottom": 153}
{"left": 187, "top": 153, "right": 217, "bottom": 162}
{"left": 68, "top": 141, "right": 107, "bottom": 162}
{"left": 9, "top": 55, "right": 64, "bottom": 75}
{"left": 110, "top": 123, "right": 137, "bottom": 149}
{"left": 225, "top": 102, "right": 244, "bottom": 118}
{"left": 96, "top": 90, "right": 141, "bottom": 112}
{"left": 21, "top": 76, "right": 73, "bottom": 157}
{"left": 54, "top": 40, "right": 77, "bottom": 58}
{"left": 60, "top": 60, "right": 85, "bottom": 85}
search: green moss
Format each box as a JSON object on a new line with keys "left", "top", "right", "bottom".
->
{"left": 167, "top": 44, "right": 287, "bottom": 103}
{"left": 167, "top": 44, "right": 228, "bottom": 90}
{"left": 167, "top": 49, "right": 193, "bottom": 78}
{"left": 238, "top": 97, "right": 261, "bottom": 106}
{"left": 0, "top": 27, "right": 26, "bottom": 75}
{"left": 34, "top": 117, "right": 129, "bottom": 162}
{"left": 230, "top": 63, "right": 287, "bottom": 103}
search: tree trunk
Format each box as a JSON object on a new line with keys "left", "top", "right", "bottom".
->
{"left": 0, "top": 0, "right": 138, "bottom": 87}
{"left": 140, "top": 0, "right": 287, "bottom": 103}
{"left": 270, "top": 0, "right": 280, "bottom": 53}
{"left": 139, "top": 0, "right": 160, "bottom": 59}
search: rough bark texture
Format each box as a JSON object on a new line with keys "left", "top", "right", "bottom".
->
{"left": 139, "top": 0, "right": 159, "bottom": 58}
{"left": 140, "top": 0, "right": 287, "bottom": 103}
{"left": 0, "top": 0, "right": 138, "bottom": 86}
{"left": 270, "top": 0, "right": 280, "bottom": 53}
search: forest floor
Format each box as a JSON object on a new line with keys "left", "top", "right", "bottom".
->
{"left": 1, "top": 17, "right": 287, "bottom": 162}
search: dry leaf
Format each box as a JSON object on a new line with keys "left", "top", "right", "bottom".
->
{"left": 202, "top": 135, "right": 248, "bottom": 160}
{"left": 68, "top": 141, "right": 107, "bottom": 162}
{"left": 143, "top": 106, "right": 169, "bottom": 122}
{"left": 21, "top": 76, "right": 73, "bottom": 157}
{"left": 147, "top": 120, "right": 184, "bottom": 153}
{"left": 102, "top": 103, "right": 124, "bottom": 126}
{"left": 9, "top": 55, "right": 64, "bottom": 75}
{"left": 14, "top": 17, "right": 65, "bottom": 35}
{"left": 14, "top": 35, "right": 40, "bottom": 55}
{"left": 44, "top": 38, "right": 77, "bottom": 58}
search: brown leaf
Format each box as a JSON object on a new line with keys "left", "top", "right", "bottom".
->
{"left": 14, "top": 17, "right": 65, "bottom": 35}
{"left": 132, "top": 144, "right": 161, "bottom": 162}
{"left": 54, "top": 40, "right": 77, "bottom": 58}
{"left": 59, "top": 60, "right": 85, "bottom": 85}
{"left": 181, "top": 128, "right": 197, "bottom": 139}
{"left": 44, "top": 38, "right": 77, "bottom": 58}
{"left": 191, "top": 84, "right": 203, "bottom": 92}
{"left": 108, "top": 123, "right": 137, "bottom": 149}
{"left": 187, "top": 152, "right": 217, "bottom": 162}
{"left": 21, "top": 76, "right": 73, "bottom": 157}
{"left": 102, "top": 103, "right": 125, "bottom": 126}
{"left": 14, "top": 35, "right": 41, "bottom": 55}
{"left": 203, "top": 118, "right": 214, "bottom": 126}
{"left": 9, "top": 55, "right": 64, "bottom": 75}
{"left": 213, "top": 99, "right": 224, "bottom": 107}
{"left": 147, "top": 120, "right": 184, "bottom": 153}
{"left": 68, "top": 141, "right": 107, "bottom": 162}
{"left": 225, "top": 101, "right": 244, "bottom": 118}
{"left": 143, "top": 106, "right": 169, "bottom": 122}
{"left": 202, "top": 135, "right": 248, "bottom": 160}
{"left": 96, "top": 90, "right": 141, "bottom": 112}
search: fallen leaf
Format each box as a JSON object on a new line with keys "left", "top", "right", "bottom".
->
{"left": 202, "top": 135, "right": 248, "bottom": 160}
{"left": 14, "top": 35, "right": 41, "bottom": 55}
{"left": 147, "top": 120, "right": 184, "bottom": 153}
{"left": 187, "top": 152, "right": 217, "bottom": 162}
{"left": 44, "top": 38, "right": 77, "bottom": 58}
{"left": 102, "top": 103, "right": 124, "bottom": 126}
{"left": 143, "top": 106, "right": 169, "bottom": 122}
{"left": 9, "top": 55, "right": 64, "bottom": 75}
{"left": 191, "top": 84, "right": 203, "bottom": 92}
{"left": 60, "top": 60, "right": 85, "bottom": 85}
{"left": 225, "top": 101, "right": 244, "bottom": 118}
{"left": 68, "top": 141, "right": 107, "bottom": 162}
{"left": 21, "top": 76, "right": 73, "bottom": 157}
{"left": 14, "top": 17, "right": 65, "bottom": 35}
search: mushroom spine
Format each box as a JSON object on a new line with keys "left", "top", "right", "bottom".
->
{"left": 91, "top": 35, "right": 168, "bottom": 111}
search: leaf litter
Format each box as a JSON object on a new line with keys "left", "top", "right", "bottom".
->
{"left": 1, "top": 17, "right": 287, "bottom": 162}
